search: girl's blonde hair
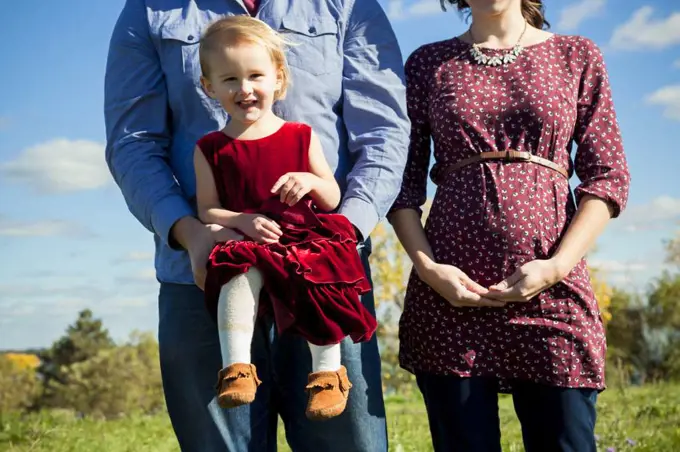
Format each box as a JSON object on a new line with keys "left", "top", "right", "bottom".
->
{"left": 199, "top": 16, "right": 292, "bottom": 100}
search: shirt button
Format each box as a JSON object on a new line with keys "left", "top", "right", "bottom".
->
{"left": 188, "top": 35, "right": 195, "bottom": 41}
{"left": 308, "top": 26, "right": 316, "bottom": 34}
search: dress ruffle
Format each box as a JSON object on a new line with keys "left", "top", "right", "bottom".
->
{"left": 204, "top": 198, "right": 376, "bottom": 346}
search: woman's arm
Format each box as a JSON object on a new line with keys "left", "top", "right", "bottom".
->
{"left": 489, "top": 39, "right": 630, "bottom": 300}
{"left": 386, "top": 47, "right": 504, "bottom": 308}
{"left": 552, "top": 195, "right": 613, "bottom": 275}
{"left": 389, "top": 209, "right": 436, "bottom": 276}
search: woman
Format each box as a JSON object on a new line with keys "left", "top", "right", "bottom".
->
{"left": 388, "top": 1, "right": 630, "bottom": 451}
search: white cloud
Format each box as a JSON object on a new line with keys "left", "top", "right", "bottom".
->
{"left": 0, "top": 284, "right": 109, "bottom": 301}
{"left": 617, "top": 196, "right": 680, "bottom": 232}
{"left": 0, "top": 139, "right": 110, "bottom": 193}
{"left": 610, "top": 6, "right": 680, "bottom": 50}
{"left": 557, "top": 0, "right": 606, "bottom": 31}
{"left": 588, "top": 259, "right": 649, "bottom": 273}
{"left": 113, "top": 251, "right": 155, "bottom": 264}
{"left": 115, "top": 269, "right": 158, "bottom": 285}
{"left": 0, "top": 287, "right": 158, "bottom": 349}
{"left": 387, "top": 0, "right": 443, "bottom": 21}
{"left": 646, "top": 85, "right": 680, "bottom": 122}
{"left": 0, "top": 215, "right": 91, "bottom": 238}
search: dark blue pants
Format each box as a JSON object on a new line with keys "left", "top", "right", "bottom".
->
{"left": 158, "top": 243, "right": 387, "bottom": 451}
{"left": 416, "top": 373, "right": 598, "bottom": 452}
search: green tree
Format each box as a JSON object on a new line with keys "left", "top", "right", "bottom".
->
{"left": 664, "top": 230, "right": 680, "bottom": 267}
{"left": 54, "top": 331, "right": 164, "bottom": 419}
{"left": 37, "top": 309, "right": 115, "bottom": 409}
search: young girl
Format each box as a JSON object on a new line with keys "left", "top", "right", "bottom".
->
{"left": 193, "top": 16, "right": 376, "bottom": 421}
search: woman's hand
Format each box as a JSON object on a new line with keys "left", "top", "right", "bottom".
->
{"left": 270, "top": 172, "right": 318, "bottom": 206}
{"left": 235, "top": 213, "right": 283, "bottom": 244}
{"left": 419, "top": 263, "right": 507, "bottom": 308}
{"left": 487, "top": 258, "right": 568, "bottom": 302}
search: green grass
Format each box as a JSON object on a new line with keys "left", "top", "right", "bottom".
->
{"left": 2, "top": 384, "right": 679, "bottom": 451}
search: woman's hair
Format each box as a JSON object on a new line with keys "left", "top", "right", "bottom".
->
{"left": 441, "top": 0, "right": 550, "bottom": 29}
{"left": 199, "top": 16, "right": 292, "bottom": 100}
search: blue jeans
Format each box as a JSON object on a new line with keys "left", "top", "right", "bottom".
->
{"left": 158, "top": 244, "right": 387, "bottom": 451}
{"left": 416, "top": 373, "right": 598, "bottom": 452}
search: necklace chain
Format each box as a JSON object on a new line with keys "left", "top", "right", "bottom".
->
{"left": 468, "top": 21, "right": 528, "bottom": 66}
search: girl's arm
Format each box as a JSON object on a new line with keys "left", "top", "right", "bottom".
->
{"left": 193, "top": 146, "right": 242, "bottom": 228}
{"left": 271, "top": 130, "right": 341, "bottom": 212}
{"left": 194, "top": 146, "right": 283, "bottom": 243}
{"left": 307, "top": 131, "right": 341, "bottom": 211}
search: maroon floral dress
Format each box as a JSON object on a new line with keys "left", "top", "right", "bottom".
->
{"left": 390, "top": 35, "right": 630, "bottom": 391}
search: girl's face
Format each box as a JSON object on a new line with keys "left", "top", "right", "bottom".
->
{"left": 465, "top": 0, "right": 522, "bottom": 18}
{"left": 201, "top": 41, "right": 282, "bottom": 126}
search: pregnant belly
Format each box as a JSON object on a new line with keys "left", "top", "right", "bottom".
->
{"left": 425, "top": 170, "right": 571, "bottom": 262}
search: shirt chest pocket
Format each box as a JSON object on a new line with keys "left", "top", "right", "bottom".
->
{"left": 158, "top": 24, "right": 203, "bottom": 87}
{"left": 158, "top": 24, "right": 224, "bottom": 109}
{"left": 279, "top": 16, "right": 341, "bottom": 76}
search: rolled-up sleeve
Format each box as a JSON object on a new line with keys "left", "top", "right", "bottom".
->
{"left": 337, "top": 0, "right": 410, "bottom": 239}
{"left": 104, "top": 0, "right": 193, "bottom": 247}
{"left": 572, "top": 39, "right": 630, "bottom": 218}
{"left": 388, "top": 48, "right": 432, "bottom": 218}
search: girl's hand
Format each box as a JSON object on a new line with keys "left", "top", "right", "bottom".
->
{"left": 419, "top": 262, "right": 506, "bottom": 308}
{"left": 487, "top": 259, "right": 567, "bottom": 302}
{"left": 235, "top": 213, "right": 282, "bottom": 244}
{"left": 270, "top": 172, "right": 318, "bottom": 206}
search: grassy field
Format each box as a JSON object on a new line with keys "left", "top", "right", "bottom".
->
{"left": 1, "top": 384, "right": 678, "bottom": 451}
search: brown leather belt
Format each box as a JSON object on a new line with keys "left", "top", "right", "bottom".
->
{"left": 434, "top": 150, "right": 570, "bottom": 183}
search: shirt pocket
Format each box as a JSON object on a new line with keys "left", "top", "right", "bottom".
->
{"left": 158, "top": 23, "right": 203, "bottom": 85}
{"left": 279, "top": 16, "right": 341, "bottom": 76}
{"left": 159, "top": 23, "right": 222, "bottom": 109}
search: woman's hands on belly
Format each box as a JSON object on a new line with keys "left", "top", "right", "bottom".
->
{"left": 419, "top": 261, "right": 507, "bottom": 308}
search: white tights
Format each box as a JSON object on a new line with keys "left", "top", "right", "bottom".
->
{"left": 217, "top": 267, "right": 341, "bottom": 372}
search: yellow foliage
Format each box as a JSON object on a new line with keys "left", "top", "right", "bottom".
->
{"left": 370, "top": 222, "right": 409, "bottom": 311}
{"left": 0, "top": 354, "right": 41, "bottom": 413}
{"left": 589, "top": 268, "right": 613, "bottom": 325}
{"left": 4, "top": 353, "right": 40, "bottom": 371}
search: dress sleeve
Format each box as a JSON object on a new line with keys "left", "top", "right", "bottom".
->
{"left": 572, "top": 38, "right": 630, "bottom": 218}
{"left": 388, "top": 48, "right": 432, "bottom": 217}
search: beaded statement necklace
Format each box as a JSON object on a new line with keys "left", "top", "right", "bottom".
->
{"left": 468, "top": 21, "right": 527, "bottom": 66}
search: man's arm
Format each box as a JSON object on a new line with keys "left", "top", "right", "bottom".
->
{"left": 104, "top": 0, "right": 193, "bottom": 249}
{"left": 338, "top": 0, "right": 410, "bottom": 240}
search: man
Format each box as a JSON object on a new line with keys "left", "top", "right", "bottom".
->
{"left": 104, "top": 0, "right": 409, "bottom": 450}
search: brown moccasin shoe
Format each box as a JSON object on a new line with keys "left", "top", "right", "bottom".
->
{"left": 215, "top": 363, "right": 261, "bottom": 409}
{"left": 305, "top": 365, "right": 352, "bottom": 421}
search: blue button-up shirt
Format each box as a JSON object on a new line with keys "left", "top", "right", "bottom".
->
{"left": 104, "top": 0, "right": 409, "bottom": 284}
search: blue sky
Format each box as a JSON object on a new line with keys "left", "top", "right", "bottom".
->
{"left": 1, "top": 0, "right": 679, "bottom": 350}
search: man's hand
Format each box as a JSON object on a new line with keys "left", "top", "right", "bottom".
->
{"left": 171, "top": 217, "right": 243, "bottom": 290}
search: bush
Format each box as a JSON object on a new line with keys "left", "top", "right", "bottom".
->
{"left": 0, "top": 354, "right": 41, "bottom": 414}
{"left": 49, "top": 331, "right": 164, "bottom": 419}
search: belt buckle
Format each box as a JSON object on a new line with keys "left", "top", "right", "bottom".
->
{"left": 506, "top": 150, "right": 531, "bottom": 162}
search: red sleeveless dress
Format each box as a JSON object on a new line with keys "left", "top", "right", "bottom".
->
{"left": 197, "top": 122, "right": 376, "bottom": 346}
